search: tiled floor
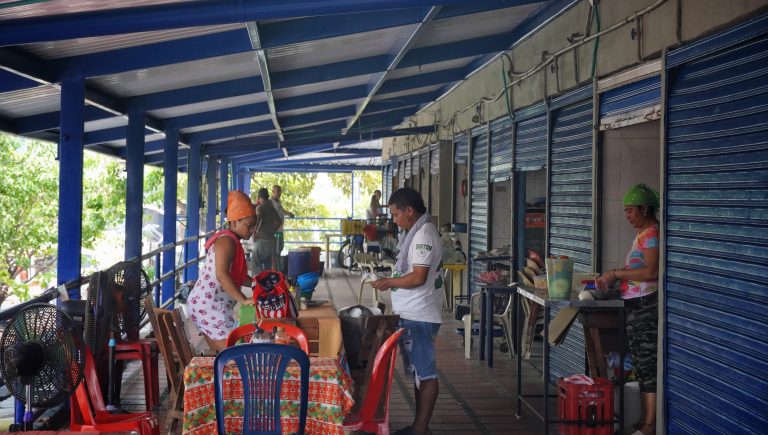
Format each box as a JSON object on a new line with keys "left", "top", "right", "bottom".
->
{"left": 116, "top": 268, "right": 553, "bottom": 434}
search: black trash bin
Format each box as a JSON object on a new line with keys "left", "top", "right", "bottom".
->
{"left": 338, "top": 305, "right": 374, "bottom": 369}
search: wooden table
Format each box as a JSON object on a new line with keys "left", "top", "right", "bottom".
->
{"left": 182, "top": 356, "right": 354, "bottom": 435}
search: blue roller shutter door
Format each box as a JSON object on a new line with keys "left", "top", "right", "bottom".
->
{"left": 469, "top": 126, "right": 489, "bottom": 293}
{"left": 548, "top": 86, "right": 594, "bottom": 271}
{"left": 547, "top": 86, "right": 594, "bottom": 383}
{"left": 489, "top": 116, "right": 513, "bottom": 182}
{"left": 455, "top": 133, "right": 469, "bottom": 164}
{"left": 514, "top": 102, "right": 547, "bottom": 171}
{"left": 664, "top": 15, "right": 768, "bottom": 434}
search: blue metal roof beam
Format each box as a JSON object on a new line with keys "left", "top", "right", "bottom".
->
{"left": 0, "top": 0, "right": 510, "bottom": 46}
{"left": 344, "top": 6, "right": 440, "bottom": 135}
{"left": 208, "top": 125, "right": 432, "bottom": 151}
{"left": 0, "top": 47, "right": 179, "bottom": 143}
{"left": 245, "top": 22, "right": 284, "bottom": 143}
{"left": 187, "top": 107, "right": 356, "bottom": 144}
{"left": 245, "top": 153, "right": 380, "bottom": 168}
{"left": 239, "top": 163, "right": 378, "bottom": 172}
{"left": 132, "top": 77, "right": 264, "bottom": 112}
{"left": 237, "top": 147, "right": 378, "bottom": 164}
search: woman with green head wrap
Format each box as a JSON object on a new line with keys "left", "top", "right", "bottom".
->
{"left": 596, "top": 183, "right": 660, "bottom": 435}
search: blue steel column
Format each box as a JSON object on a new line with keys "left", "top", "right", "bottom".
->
{"left": 206, "top": 158, "right": 218, "bottom": 233}
{"left": 46, "top": 77, "right": 85, "bottom": 428}
{"left": 219, "top": 157, "right": 229, "bottom": 225}
{"left": 57, "top": 78, "right": 85, "bottom": 298}
{"left": 243, "top": 170, "right": 251, "bottom": 197}
{"left": 125, "top": 109, "right": 145, "bottom": 261}
{"left": 233, "top": 162, "right": 240, "bottom": 191}
{"left": 185, "top": 140, "right": 202, "bottom": 281}
{"left": 351, "top": 171, "right": 355, "bottom": 217}
{"left": 162, "top": 129, "right": 179, "bottom": 307}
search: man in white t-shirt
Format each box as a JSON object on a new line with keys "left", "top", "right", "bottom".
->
{"left": 371, "top": 187, "right": 442, "bottom": 435}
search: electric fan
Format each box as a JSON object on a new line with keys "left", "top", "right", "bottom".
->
{"left": 0, "top": 303, "right": 85, "bottom": 431}
{"left": 104, "top": 260, "right": 151, "bottom": 410}
{"left": 106, "top": 261, "right": 150, "bottom": 341}
{"left": 83, "top": 270, "right": 113, "bottom": 357}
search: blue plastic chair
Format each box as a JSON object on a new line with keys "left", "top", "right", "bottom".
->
{"left": 213, "top": 344, "right": 310, "bottom": 435}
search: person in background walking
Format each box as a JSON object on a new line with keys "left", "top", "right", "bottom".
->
{"left": 251, "top": 188, "right": 282, "bottom": 274}
{"left": 271, "top": 185, "right": 295, "bottom": 270}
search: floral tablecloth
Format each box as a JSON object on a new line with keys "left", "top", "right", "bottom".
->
{"left": 183, "top": 356, "right": 355, "bottom": 435}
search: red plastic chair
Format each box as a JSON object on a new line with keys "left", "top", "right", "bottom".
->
{"left": 70, "top": 349, "right": 159, "bottom": 435}
{"left": 343, "top": 328, "right": 405, "bottom": 435}
{"left": 114, "top": 340, "right": 159, "bottom": 409}
{"left": 226, "top": 321, "right": 310, "bottom": 354}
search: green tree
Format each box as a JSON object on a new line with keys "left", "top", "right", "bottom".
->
{"left": 328, "top": 170, "right": 382, "bottom": 218}
{"left": 0, "top": 133, "right": 126, "bottom": 305}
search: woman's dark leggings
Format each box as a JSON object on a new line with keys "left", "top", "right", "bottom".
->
{"left": 626, "top": 292, "right": 658, "bottom": 393}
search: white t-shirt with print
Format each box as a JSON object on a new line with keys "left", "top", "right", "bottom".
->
{"left": 390, "top": 223, "right": 444, "bottom": 324}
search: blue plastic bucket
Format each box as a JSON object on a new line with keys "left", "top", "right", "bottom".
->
{"left": 287, "top": 249, "right": 312, "bottom": 278}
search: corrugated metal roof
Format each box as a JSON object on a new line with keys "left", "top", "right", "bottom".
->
{"left": 23, "top": 24, "right": 245, "bottom": 59}
{"left": 0, "top": 85, "right": 60, "bottom": 117}
{"left": 179, "top": 115, "right": 274, "bottom": 135}
{"left": 414, "top": 3, "right": 544, "bottom": 48}
{"left": 374, "top": 85, "right": 444, "bottom": 101}
{"left": 386, "top": 56, "right": 477, "bottom": 80}
{"left": 278, "top": 99, "right": 363, "bottom": 118}
{"left": 147, "top": 93, "right": 268, "bottom": 119}
{"left": 0, "top": 0, "right": 185, "bottom": 20}
{"left": 272, "top": 75, "right": 373, "bottom": 99}
{"left": 268, "top": 25, "right": 416, "bottom": 72}
{"left": 84, "top": 115, "right": 127, "bottom": 133}
{"left": 90, "top": 51, "right": 262, "bottom": 97}
{"left": 0, "top": 0, "right": 569, "bottom": 170}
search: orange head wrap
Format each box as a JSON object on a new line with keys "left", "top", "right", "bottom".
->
{"left": 226, "top": 190, "right": 255, "bottom": 222}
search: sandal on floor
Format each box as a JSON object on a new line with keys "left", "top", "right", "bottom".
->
{"left": 630, "top": 422, "right": 655, "bottom": 435}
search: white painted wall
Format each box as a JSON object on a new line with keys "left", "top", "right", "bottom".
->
{"left": 600, "top": 120, "right": 660, "bottom": 273}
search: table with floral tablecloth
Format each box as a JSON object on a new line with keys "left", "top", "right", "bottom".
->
{"left": 182, "top": 356, "right": 355, "bottom": 435}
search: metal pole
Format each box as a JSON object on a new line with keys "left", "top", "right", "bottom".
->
{"left": 219, "top": 157, "right": 229, "bottom": 225}
{"left": 351, "top": 171, "right": 355, "bottom": 217}
{"left": 162, "top": 129, "right": 179, "bottom": 308}
{"left": 125, "top": 108, "right": 145, "bottom": 262}
{"left": 186, "top": 140, "right": 202, "bottom": 281}
{"left": 57, "top": 77, "right": 85, "bottom": 300}
{"left": 206, "top": 158, "right": 218, "bottom": 233}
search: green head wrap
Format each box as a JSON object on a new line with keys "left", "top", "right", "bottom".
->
{"left": 623, "top": 183, "right": 659, "bottom": 209}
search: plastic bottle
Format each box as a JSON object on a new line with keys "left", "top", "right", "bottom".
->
{"left": 273, "top": 326, "right": 290, "bottom": 345}
{"left": 250, "top": 326, "right": 271, "bottom": 343}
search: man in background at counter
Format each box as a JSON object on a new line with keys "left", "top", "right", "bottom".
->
{"left": 371, "top": 187, "right": 443, "bottom": 435}
{"left": 251, "top": 188, "right": 282, "bottom": 274}
{"left": 271, "top": 185, "right": 295, "bottom": 270}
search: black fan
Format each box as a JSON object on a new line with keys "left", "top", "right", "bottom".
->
{"left": 106, "top": 260, "right": 150, "bottom": 341}
{"left": 0, "top": 303, "right": 85, "bottom": 430}
{"left": 83, "top": 270, "right": 113, "bottom": 357}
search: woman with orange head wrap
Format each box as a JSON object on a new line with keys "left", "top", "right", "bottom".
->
{"left": 188, "top": 190, "right": 257, "bottom": 352}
